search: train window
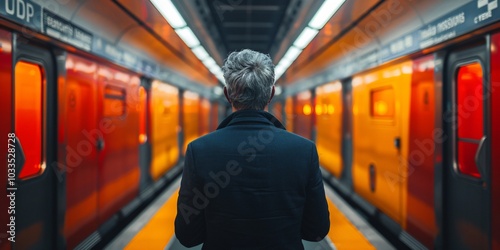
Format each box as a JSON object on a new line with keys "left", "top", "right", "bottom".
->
{"left": 15, "top": 61, "right": 45, "bottom": 179}
{"left": 104, "top": 85, "right": 126, "bottom": 117}
{"left": 138, "top": 86, "right": 147, "bottom": 143}
{"left": 370, "top": 87, "right": 395, "bottom": 118}
{"left": 456, "top": 62, "right": 483, "bottom": 178}
{"left": 303, "top": 104, "right": 312, "bottom": 116}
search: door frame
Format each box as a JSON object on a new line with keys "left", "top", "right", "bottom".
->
{"left": 443, "top": 38, "right": 491, "bottom": 249}
{"left": 12, "top": 34, "right": 64, "bottom": 249}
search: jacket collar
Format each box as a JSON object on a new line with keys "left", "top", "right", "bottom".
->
{"left": 217, "top": 109, "right": 286, "bottom": 130}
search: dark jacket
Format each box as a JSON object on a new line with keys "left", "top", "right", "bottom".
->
{"left": 175, "top": 110, "right": 330, "bottom": 250}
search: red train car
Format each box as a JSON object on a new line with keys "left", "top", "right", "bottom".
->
{"left": 0, "top": 1, "right": 220, "bottom": 249}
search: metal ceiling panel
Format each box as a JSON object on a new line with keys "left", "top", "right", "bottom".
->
{"left": 205, "top": 0, "right": 292, "bottom": 54}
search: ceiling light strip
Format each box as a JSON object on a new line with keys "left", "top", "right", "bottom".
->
{"left": 275, "top": 0, "right": 346, "bottom": 81}
{"left": 150, "top": 0, "right": 224, "bottom": 84}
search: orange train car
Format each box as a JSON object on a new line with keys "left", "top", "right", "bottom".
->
{"left": 150, "top": 81, "right": 180, "bottom": 181}
{"left": 182, "top": 91, "right": 201, "bottom": 155}
{"left": 316, "top": 82, "right": 343, "bottom": 178}
{"left": 281, "top": 0, "right": 500, "bottom": 248}
{"left": 285, "top": 96, "right": 294, "bottom": 132}
{"left": 287, "top": 45, "right": 500, "bottom": 249}
{"left": 293, "top": 90, "right": 314, "bottom": 140}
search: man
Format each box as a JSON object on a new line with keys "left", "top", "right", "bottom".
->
{"left": 175, "top": 49, "right": 330, "bottom": 249}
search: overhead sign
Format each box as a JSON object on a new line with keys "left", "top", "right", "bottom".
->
{"left": 0, "top": 0, "right": 212, "bottom": 96}
{"left": 43, "top": 10, "right": 93, "bottom": 51}
{"left": 0, "top": 0, "right": 42, "bottom": 32}
{"left": 380, "top": 0, "right": 499, "bottom": 63}
{"left": 288, "top": 0, "right": 500, "bottom": 93}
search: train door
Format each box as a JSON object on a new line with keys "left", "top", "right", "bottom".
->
{"left": 96, "top": 66, "right": 141, "bottom": 224}
{"left": 13, "top": 36, "right": 59, "bottom": 248}
{"left": 294, "top": 90, "right": 313, "bottom": 139}
{"left": 182, "top": 91, "right": 200, "bottom": 154}
{"left": 351, "top": 61, "right": 412, "bottom": 225}
{"left": 444, "top": 43, "right": 490, "bottom": 249}
{"left": 316, "top": 82, "right": 343, "bottom": 178}
{"left": 341, "top": 79, "right": 353, "bottom": 188}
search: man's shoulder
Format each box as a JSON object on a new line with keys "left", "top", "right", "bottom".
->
{"left": 193, "top": 127, "right": 314, "bottom": 146}
{"left": 188, "top": 130, "right": 225, "bottom": 148}
{"left": 281, "top": 130, "right": 315, "bottom": 145}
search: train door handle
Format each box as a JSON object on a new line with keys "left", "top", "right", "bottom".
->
{"left": 474, "top": 136, "right": 487, "bottom": 180}
{"left": 394, "top": 137, "right": 401, "bottom": 150}
{"left": 97, "top": 138, "right": 105, "bottom": 151}
{"left": 14, "top": 137, "right": 26, "bottom": 178}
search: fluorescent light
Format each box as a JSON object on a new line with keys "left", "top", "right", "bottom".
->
{"left": 309, "top": 0, "right": 346, "bottom": 29}
{"left": 274, "top": 0, "right": 345, "bottom": 82}
{"left": 213, "top": 86, "right": 224, "bottom": 95}
{"left": 283, "top": 46, "right": 302, "bottom": 62}
{"left": 215, "top": 73, "right": 225, "bottom": 84}
{"left": 150, "top": 0, "right": 187, "bottom": 29}
{"left": 203, "top": 57, "right": 217, "bottom": 68}
{"left": 150, "top": 0, "right": 225, "bottom": 83}
{"left": 293, "top": 27, "right": 319, "bottom": 49}
{"left": 279, "top": 58, "right": 294, "bottom": 68}
{"left": 274, "top": 86, "right": 282, "bottom": 95}
{"left": 175, "top": 27, "right": 200, "bottom": 47}
{"left": 275, "top": 70, "right": 284, "bottom": 80}
{"left": 275, "top": 65, "right": 286, "bottom": 79}
{"left": 274, "top": 49, "right": 300, "bottom": 80}
{"left": 192, "top": 46, "right": 209, "bottom": 60}
{"left": 208, "top": 64, "right": 221, "bottom": 74}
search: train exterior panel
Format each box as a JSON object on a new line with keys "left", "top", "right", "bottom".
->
{"left": 182, "top": 91, "right": 201, "bottom": 154}
{"left": 200, "top": 98, "right": 211, "bottom": 136}
{"left": 491, "top": 33, "right": 500, "bottom": 250}
{"left": 285, "top": 96, "right": 294, "bottom": 132}
{"left": 270, "top": 100, "right": 284, "bottom": 123}
{"left": 294, "top": 90, "right": 313, "bottom": 140}
{"left": 316, "top": 82, "right": 343, "bottom": 178}
{"left": 0, "top": 29, "right": 12, "bottom": 250}
{"left": 406, "top": 55, "right": 437, "bottom": 247}
{"left": 150, "top": 81, "right": 179, "bottom": 180}
{"left": 209, "top": 102, "right": 220, "bottom": 132}
{"left": 63, "top": 54, "right": 100, "bottom": 247}
{"left": 352, "top": 61, "right": 413, "bottom": 226}
{"left": 95, "top": 64, "right": 142, "bottom": 225}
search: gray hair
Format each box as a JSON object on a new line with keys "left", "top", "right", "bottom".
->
{"left": 222, "top": 49, "right": 275, "bottom": 110}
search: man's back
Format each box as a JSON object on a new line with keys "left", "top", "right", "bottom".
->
{"left": 175, "top": 110, "right": 330, "bottom": 249}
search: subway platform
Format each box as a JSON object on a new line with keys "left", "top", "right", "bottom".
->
{"left": 105, "top": 176, "right": 394, "bottom": 250}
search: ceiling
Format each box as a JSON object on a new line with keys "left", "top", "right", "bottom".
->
{"left": 204, "top": 0, "right": 291, "bottom": 54}
{"left": 175, "top": 0, "right": 321, "bottom": 64}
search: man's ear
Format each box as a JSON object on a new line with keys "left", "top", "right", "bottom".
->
{"left": 268, "top": 85, "right": 275, "bottom": 104}
{"left": 224, "top": 86, "right": 231, "bottom": 104}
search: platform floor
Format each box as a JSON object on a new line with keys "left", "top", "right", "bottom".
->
{"left": 105, "top": 177, "right": 394, "bottom": 250}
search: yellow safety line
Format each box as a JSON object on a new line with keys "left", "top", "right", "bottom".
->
{"left": 326, "top": 198, "right": 375, "bottom": 249}
{"left": 125, "top": 190, "right": 179, "bottom": 250}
